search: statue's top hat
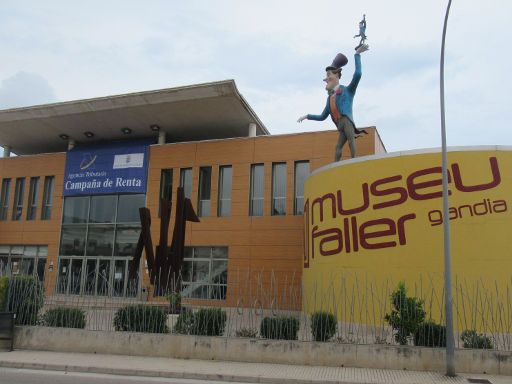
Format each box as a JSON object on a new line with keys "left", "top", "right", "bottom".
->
{"left": 326, "top": 53, "right": 348, "bottom": 72}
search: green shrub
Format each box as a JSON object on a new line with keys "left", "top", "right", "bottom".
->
{"left": 235, "top": 327, "right": 258, "bottom": 338}
{"left": 173, "top": 307, "right": 227, "bottom": 336}
{"left": 40, "top": 307, "right": 86, "bottom": 329}
{"left": 384, "top": 282, "right": 425, "bottom": 345}
{"left": 173, "top": 308, "right": 195, "bottom": 335}
{"left": 461, "top": 330, "right": 493, "bottom": 349}
{"left": 165, "top": 292, "right": 182, "bottom": 314}
{"left": 0, "top": 276, "right": 8, "bottom": 311}
{"left": 311, "top": 311, "right": 337, "bottom": 342}
{"left": 260, "top": 316, "right": 300, "bottom": 340}
{"left": 113, "top": 305, "right": 168, "bottom": 333}
{"left": 192, "top": 308, "right": 226, "bottom": 336}
{"left": 414, "top": 321, "right": 446, "bottom": 347}
{"left": 6, "top": 276, "right": 44, "bottom": 325}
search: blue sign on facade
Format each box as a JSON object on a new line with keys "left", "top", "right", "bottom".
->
{"left": 63, "top": 140, "right": 153, "bottom": 196}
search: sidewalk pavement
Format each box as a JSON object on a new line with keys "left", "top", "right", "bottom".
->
{"left": 0, "top": 350, "right": 510, "bottom": 384}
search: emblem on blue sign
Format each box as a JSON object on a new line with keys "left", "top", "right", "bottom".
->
{"left": 79, "top": 153, "right": 97, "bottom": 170}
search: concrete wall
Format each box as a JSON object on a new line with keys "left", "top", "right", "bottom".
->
{"left": 14, "top": 326, "right": 512, "bottom": 375}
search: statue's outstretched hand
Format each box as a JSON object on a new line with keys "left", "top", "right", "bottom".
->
{"left": 356, "top": 44, "right": 369, "bottom": 54}
{"left": 297, "top": 115, "right": 308, "bottom": 123}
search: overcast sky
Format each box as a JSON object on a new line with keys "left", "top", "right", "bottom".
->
{"left": 0, "top": 1, "right": 509, "bottom": 152}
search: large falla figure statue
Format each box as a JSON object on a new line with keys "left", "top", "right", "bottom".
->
{"left": 298, "top": 16, "right": 369, "bottom": 161}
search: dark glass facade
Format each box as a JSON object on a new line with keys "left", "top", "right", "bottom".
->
{"left": 57, "top": 194, "right": 144, "bottom": 297}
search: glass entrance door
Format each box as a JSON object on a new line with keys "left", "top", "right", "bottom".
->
{"left": 69, "top": 259, "right": 83, "bottom": 294}
{"left": 113, "top": 259, "right": 126, "bottom": 297}
{"left": 97, "top": 259, "right": 111, "bottom": 296}
{"left": 84, "top": 259, "right": 98, "bottom": 295}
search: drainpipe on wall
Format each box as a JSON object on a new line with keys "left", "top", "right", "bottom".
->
{"left": 68, "top": 139, "right": 76, "bottom": 150}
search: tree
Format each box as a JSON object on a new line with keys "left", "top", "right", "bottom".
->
{"left": 384, "top": 282, "right": 426, "bottom": 345}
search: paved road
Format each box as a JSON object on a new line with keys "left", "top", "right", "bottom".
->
{"left": 0, "top": 367, "right": 245, "bottom": 384}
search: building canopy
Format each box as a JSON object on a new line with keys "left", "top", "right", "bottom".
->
{"left": 0, "top": 80, "right": 268, "bottom": 155}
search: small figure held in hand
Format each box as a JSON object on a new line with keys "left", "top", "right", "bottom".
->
{"left": 354, "top": 14, "right": 367, "bottom": 50}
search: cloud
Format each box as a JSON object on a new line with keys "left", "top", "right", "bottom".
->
{"left": 0, "top": 72, "right": 58, "bottom": 109}
{"left": 0, "top": 1, "right": 510, "bottom": 154}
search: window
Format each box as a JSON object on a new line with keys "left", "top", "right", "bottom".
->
{"left": 12, "top": 178, "right": 25, "bottom": 221}
{"left": 57, "top": 193, "right": 144, "bottom": 297}
{"left": 294, "top": 161, "right": 310, "bottom": 215}
{"left": 159, "top": 169, "right": 173, "bottom": 217}
{"left": 180, "top": 168, "right": 192, "bottom": 199}
{"left": 217, "top": 166, "right": 232, "bottom": 217}
{"left": 0, "top": 178, "right": 10, "bottom": 220}
{"left": 89, "top": 195, "right": 117, "bottom": 223}
{"left": 63, "top": 196, "right": 89, "bottom": 223}
{"left": 181, "top": 246, "right": 228, "bottom": 300}
{"left": 41, "top": 176, "right": 54, "bottom": 220}
{"left": 27, "top": 177, "right": 40, "bottom": 220}
{"left": 117, "top": 194, "right": 145, "bottom": 222}
{"left": 272, "top": 163, "right": 287, "bottom": 216}
{"left": 249, "top": 164, "right": 264, "bottom": 216}
{"left": 197, "top": 166, "right": 212, "bottom": 217}
{"left": 0, "top": 245, "right": 48, "bottom": 282}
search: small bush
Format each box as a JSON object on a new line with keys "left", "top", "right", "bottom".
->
{"left": 113, "top": 305, "right": 168, "bottom": 333}
{"left": 40, "top": 307, "right": 86, "bottom": 329}
{"left": 384, "top": 282, "right": 426, "bottom": 345}
{"left": 260, "top": 316, "right": 300, "bottom": 340}
{"left": 165, "top": 292, "right": 181, "bottom": 314}
{"left": 174, "top": 308, "right": 195, "bottom": 335}
{"left": 173, "top": 308, "right": 227, "bottom": 336}
{"left": 311, "top": 311, "right": 337, "bottom": 342}
{"left": 461, "top": 330, "right": 493, "bottom": 349}
{"left": 6, "top": 276, "right": 44, "bottom": 325}
{"left": 193, "top": 308, "right": 227, "bottom": 336}
{"left": 235, "top": 327, "right": 258, "bottom": 338}
{"left": 414, "top": 321, "right": 446, "bottom": 347}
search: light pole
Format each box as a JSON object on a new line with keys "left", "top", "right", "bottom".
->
{"left": 440, "top": 0, "right": 455, "bottom": 377}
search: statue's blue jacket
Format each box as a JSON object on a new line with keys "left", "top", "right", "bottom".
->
{"left": 307, "top": 53, "right": 362, "bottom": 126}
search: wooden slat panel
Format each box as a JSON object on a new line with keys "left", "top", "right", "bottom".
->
{"left": 0, "top": 128, "right": 381, "bottom": 306}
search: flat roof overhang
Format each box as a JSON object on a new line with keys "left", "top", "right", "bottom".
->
{"left": 0, "top": 80, "right": 269, "bottom": 155}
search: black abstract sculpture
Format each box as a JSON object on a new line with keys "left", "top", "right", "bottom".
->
{"left": 129, "top": 186, "right": 199, "bottom": 295}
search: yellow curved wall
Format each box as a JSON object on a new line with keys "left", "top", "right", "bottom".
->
{"left": 303, "top": 149, "right": 512, "bottom": 329}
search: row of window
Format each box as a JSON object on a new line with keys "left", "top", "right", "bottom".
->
{"left": 0, "top": 176, "right": 55, "bottom": 221}
{"left": 0, "top": 160, "right": 309, "bottom": 222}
{"left": 58, "top": 195, "right": 228, "bottom": 299}
{"left": 60, "top": 194, "right": 144, "bottom": 257}
{"left": 160, "top": 161, "right": 310, "bottom": 217}
{"left": 181, "top": 246, "right": 228, "bottom": 300}
{"left": 250, "top": 161, "right": 309, "bottom": 216}
{"left": 56, "top": 194, "right": 143, "bottom": 297}
{"left": 54, "top": 246, "right": 227, "bottom": 300}
{"left": 0, "top": 245, "right": 48, "bottom": 282}
{"left": 56, "top": 257, "right": 138, "bottom": 297}
{"left": 160, "top": 166, "right": 232, "bottom": 217}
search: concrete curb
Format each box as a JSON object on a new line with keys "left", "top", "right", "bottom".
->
{"left": 2, "top": 350, "right": 511, "bottom": 384}
{"left": 0, "top": 360, "right": 339, "bottom": 384}
{"left": 14, "top": 326, "right": 512, "bottom": 375}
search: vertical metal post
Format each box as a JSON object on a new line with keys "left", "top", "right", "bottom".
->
{"left": 440, "top": 0, "right": 455, "bottom": 377}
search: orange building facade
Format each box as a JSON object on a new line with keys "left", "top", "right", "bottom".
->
{"left": 0, "top": 81, "right": 385, "bottom": 309}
